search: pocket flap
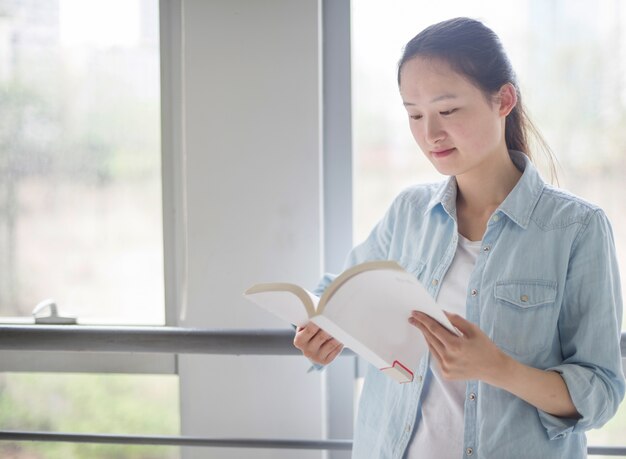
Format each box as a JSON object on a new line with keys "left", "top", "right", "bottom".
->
{"left": 494, "top": 280, "right": 557, "bottom": 308}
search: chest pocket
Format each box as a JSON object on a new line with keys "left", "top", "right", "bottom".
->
{"left": 493, "top": 280, "right": 558, "bottom": 357}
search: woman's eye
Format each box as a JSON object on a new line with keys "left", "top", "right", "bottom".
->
{"left": 409, "top": 114, "right": 422, "bottom": 120}
{"left": 440, "top": 108, "right": 458, "bottom": 116}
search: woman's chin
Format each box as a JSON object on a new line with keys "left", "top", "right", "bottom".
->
{"left": 427, "top": 160, "right": 459, "bottom": 177}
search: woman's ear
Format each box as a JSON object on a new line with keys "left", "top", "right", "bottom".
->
{"left": 497, "top": 83, "right": 517, "bottom": 117}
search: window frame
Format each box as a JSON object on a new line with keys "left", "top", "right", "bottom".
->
{"left": 0, "top": 0, "right": 184, "bottom": 375}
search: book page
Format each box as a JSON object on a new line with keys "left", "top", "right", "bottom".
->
{"left": 319, "top": 267, "right": 456, "bottom": 377}
{"left": 311, "top": 314, "right": 417, "bottom": 369}
{"left": 243, "top": 285, "right": 318, "bottom": 327}
{"left": 318, "top": 260, "right": 404, "bottom": 313}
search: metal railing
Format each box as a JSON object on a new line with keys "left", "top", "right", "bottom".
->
{"left": 0, "top": 431, "right": 352, "bottom": 451}
{"left": 0, "top": 325, "right": 307, "bottom": 355}
{"left": 0, "top": 325, "right": 625, "bottom": 455}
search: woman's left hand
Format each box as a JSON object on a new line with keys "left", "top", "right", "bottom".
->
{"left": 409, "top": 311, "right": 581, "bottom": 418}
{"left": 409, "top": 311, "right": 508, "bottom": 383}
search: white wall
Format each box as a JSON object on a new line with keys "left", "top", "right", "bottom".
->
{"left": 177, "top": 1, "right": 326, "bottom": 458}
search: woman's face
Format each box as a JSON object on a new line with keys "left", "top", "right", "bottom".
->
{"left": 399, "top": 56, "right": 511, "bottom": 177}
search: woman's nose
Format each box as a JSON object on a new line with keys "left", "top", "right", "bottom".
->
{"left": 425, "top": 118, "right": 445, "bottom": 145}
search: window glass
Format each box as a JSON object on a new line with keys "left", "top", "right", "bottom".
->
{"left": 0, "top": 372, "right": 179, "bottom": 459}
{"left": 0, "top": 0, "right": 163, "bottom": 324}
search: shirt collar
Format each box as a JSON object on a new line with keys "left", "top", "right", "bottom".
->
{"left": 424, "top": 150, "right": 545, "bottom": 229}
{"left": 497, "top": 150, "right": 545, "bottom": 229}
{"left": 425, "top": 175, "right": 458, "bottom": 218}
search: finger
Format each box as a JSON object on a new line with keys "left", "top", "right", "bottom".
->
{"left": 315, "top": 329, "right": 333, "bottom": 342}
{"left": 408, "top": 317, "right": 448, "bottom": 372}
{"left": 443, "top": 311, "right": 474, "bottom": 337}
{"left": 416, "top": 320, "right": 445, "bottom": 368}
{"left": 296, "top": 322, "right": 320, "bottom": 341}
{"left": 325, "top": 344, "right": 343, "bottom": 364}
{"left": 426, "top": 338, "right": 444, "bottom": 367}
{"left": 411, "top": 312, "right": 450, "bottom": 347}
{"left": 310, "top": 328, "right": 334, "bottom": 350}
{"left": 417, "top": 319, "right": 447, "bottom": 357}
{"left": 321, "top": 340, "right": 343, "bottom": 363}
{"left": 293, "top": 323, "right": 321, "bottom": 348}
{"left": 409, "top": 315, "right": 448, "bottom": 359}
{"left": 304, "top": 334, "right": 336, "bottom": 363}
{"left": 411, "top": 311, "right": 442, "bottom": 330}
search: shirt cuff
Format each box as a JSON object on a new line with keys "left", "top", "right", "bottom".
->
{"left": 307, "top": 362, "right": 325, "bottom": 373}
{"left": 537, "top": 364, "right": 602, "bottom": 439}
{"left": 537, "top": 409, "right": 577, "bottom": 440}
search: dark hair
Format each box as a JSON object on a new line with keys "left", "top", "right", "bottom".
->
{"left": 398, "top": 17, "right": 557, "bottom": 181}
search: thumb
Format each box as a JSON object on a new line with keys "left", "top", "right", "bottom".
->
{"left": 443, "top": 311, "right": 475, "bottom": 337}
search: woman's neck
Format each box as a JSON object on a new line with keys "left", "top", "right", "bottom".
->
{"left": 455, "top": 149, "right": 522, "bottom": 214}
{"left": 454, "top": 149, "right": 523, "bottom": 241}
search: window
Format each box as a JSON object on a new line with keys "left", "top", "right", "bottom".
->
{"left": 0, "top": 372, "right": 180, "bottom": 459}
{"left": 0, "top": 2, "right": 178, "bottom": 457}
{"left": 0, "top": 0, "right": 164, "bottom": 325}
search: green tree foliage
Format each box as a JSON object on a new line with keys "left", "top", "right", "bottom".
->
{"left": 0, "top": 373, "right": 180, "bottom": 459}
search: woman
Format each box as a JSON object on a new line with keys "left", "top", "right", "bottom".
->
{"left": 294, "top": 17, "right": 624, "bottom": 459}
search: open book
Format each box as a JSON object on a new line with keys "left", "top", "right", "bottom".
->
{"left": 243, "top": 260, "right": 459, "bottom": 383}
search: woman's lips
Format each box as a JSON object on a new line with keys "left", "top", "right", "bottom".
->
{"left": 431, "top": 148, "right": 455, "bottom": 158}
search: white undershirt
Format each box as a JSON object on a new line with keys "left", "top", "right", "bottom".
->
{"left": 406, "top": 234, "right": 481, "bottom": 459}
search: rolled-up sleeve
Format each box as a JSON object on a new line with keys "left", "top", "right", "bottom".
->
{"left": 539, "top": 209, "right": 625, "bottom": 438}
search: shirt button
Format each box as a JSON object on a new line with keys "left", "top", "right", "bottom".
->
{"left": 471, "top": 288, "right": 478, "bottom": 296}
{"left": 466, "top": 447, "right": 474, "bottom": 456}
{"left": 432, "top": 279, "right": 439, "bottom": 286}
{"left": 492, "top": 215, "right": 500, "bottom": 222}
{"left": 483, "top": 245, "right": 490, "bottom": 252}
{"left": 520, "top": 294, "right": 529, "bottom": 302}
{"left": 469, "top": 392, "right": 476, "bottom": 401}
{"left": 405, "top": 424, "right": 412, "bottom": 433}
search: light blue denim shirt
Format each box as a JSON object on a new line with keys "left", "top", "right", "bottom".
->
{"left": 314, "top": 151, "right": 624, "bottom": 459}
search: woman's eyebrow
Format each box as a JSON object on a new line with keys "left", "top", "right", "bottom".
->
{"left": 403, "top": 93, "right": 458, "bottom": 106}
{"left": 430, "top": 93, "right": 458, "bottom": 103}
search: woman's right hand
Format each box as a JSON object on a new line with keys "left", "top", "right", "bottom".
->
{"left": 293, "top": 323, "right": 344, "bottom": 366}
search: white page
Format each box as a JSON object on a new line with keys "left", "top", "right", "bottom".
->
{"left": 244, "top": 290, "right": 318, "bottom": 327}
{"left": 319, "top": 268, "right": 454, "bottom": 377}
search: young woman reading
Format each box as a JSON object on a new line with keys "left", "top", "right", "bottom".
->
{"left": 294, "top": 17, "right": 624, "bottom": 459}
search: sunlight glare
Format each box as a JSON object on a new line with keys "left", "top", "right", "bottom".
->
{"left": 59, "top": 0, "right": 141, "bottom": 48}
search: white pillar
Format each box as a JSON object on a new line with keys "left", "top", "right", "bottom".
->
{"left": 177, "top": 1, "right": 325, "bottom": 458}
